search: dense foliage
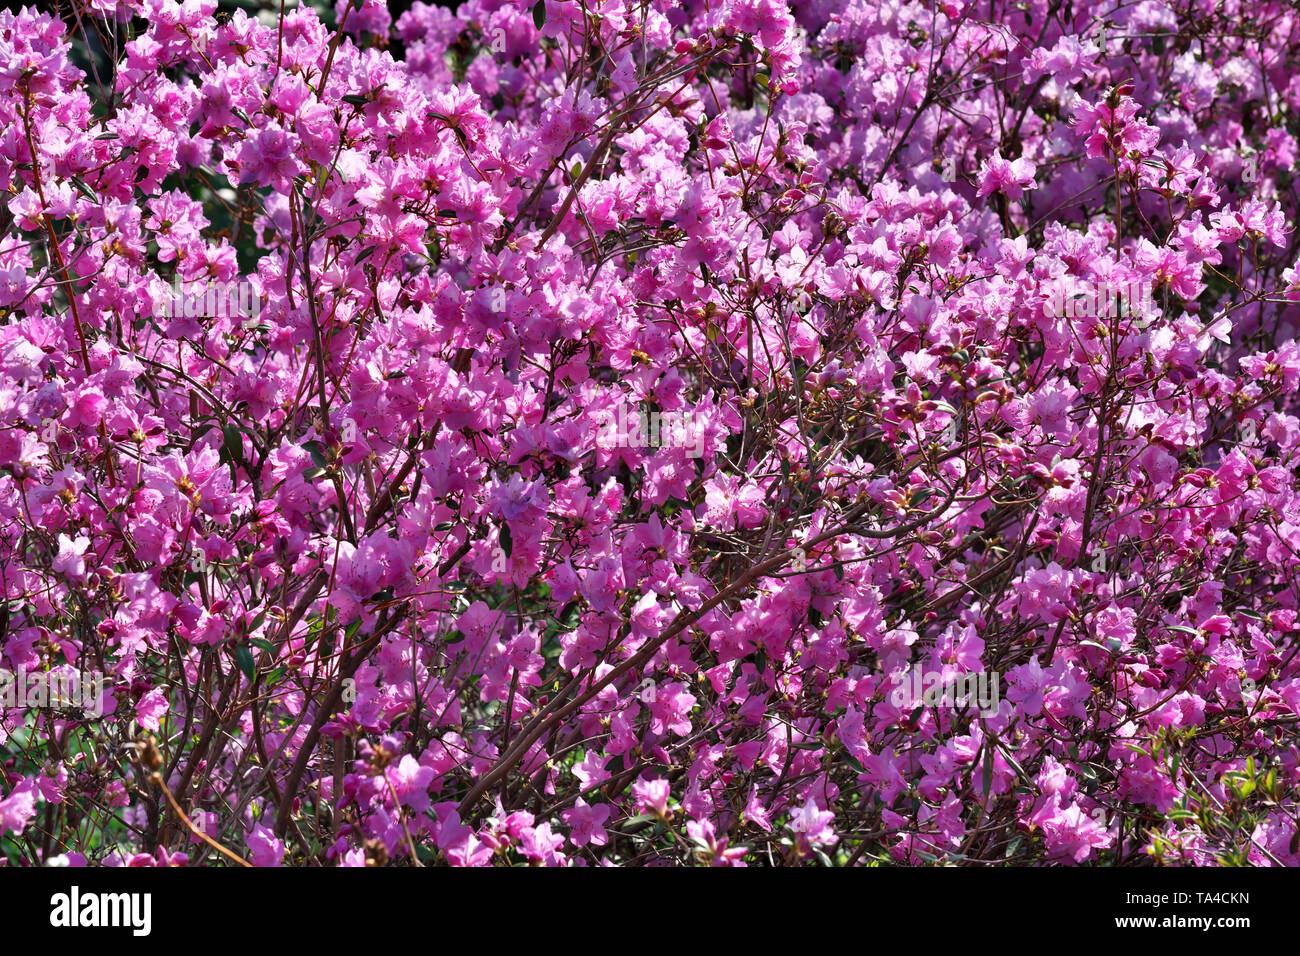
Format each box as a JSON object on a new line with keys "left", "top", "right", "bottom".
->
{"left": 2, "top": 0, "right": 1300, "bottom": 866}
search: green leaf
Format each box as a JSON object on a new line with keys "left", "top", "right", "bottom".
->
{"left": 304, "top": 617, "right": 324, "bottom": 652}
{"left": 250, "top": 638, "right": 277, "bottom": 656}
{"left": 532, "top": 0, "right": 546, "bottom": 30}
{"left": 1077, "top": 640, "right": 1117, "bottom": 655}
{"left": 303, "top": 440, "right": 327, "bottom": 470}
{"left": 982, "top": 744, "right": 994, "bottom": 802}
{"left": 235, "top": 645, "right": 256, "bottom": 683}
{"left": 995, "top": 741, "right": 1031, "bottom": 783}
{"left": 220, "top": 424, "right": 244, "bottom": 466}
{"left": 69, "top": 176, "right": 99, "bottom": 202}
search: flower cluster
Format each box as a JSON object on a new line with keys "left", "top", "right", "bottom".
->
{"left": 1, "top": 0, "right": 1299, "bottom": 867}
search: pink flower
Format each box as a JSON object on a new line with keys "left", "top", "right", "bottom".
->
{"left": 632, "top": 778, "right": 672, "bottom": 819}
{"left": 238, "top": 128, "right": 305, "bottom": 193}
{"left": 561, "top": 798, "right": 611, "bottom": 847}
{"left": 789, "top": 799, "right": 838, "bottom": 857}
{"left": 51, "top": 534, "right": 90, "bottom": 582}
{"left": 388, "top": 754, "right": 435, "bottom": 812}
{"left": 1070, "top": 86, "right": 1160, "bottom": 159}
{"left": 976, "top": 151, "right": 1037, "bottom": 200}
{"left": 686, "top": 818, "right": 748, "bottom": 866}
{"left": 0, "top": 778, "right": 39, "bottom": 836}
{"left": 1006, "top": 658, "right": 1049, "bottom": 717}
{"left": 432, "top": 806, "right": 494, "bottom": 866}
{"left": 1, "top": 0, "right": 1299, "bottom": 873}
{"left": 1034, "top": 801, "right": 1114, "bottom": 863}
{"left": 647, "top": 681, "right": 696, "bottom": 737}
{"left": 1093, "top": 603, "right": 1137, "bottom": 650}
{"left": 246, "top": 823, "right": 285, "bottom": 867}
{"left": 519, "top": 821, "right": 566, "bottom": 865}
{"left": 135, "top": 687, "right": 169, "bottom": 732}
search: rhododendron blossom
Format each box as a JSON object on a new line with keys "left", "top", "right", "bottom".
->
{"left": 0, "top": 0, "right": 1297, "bottom": 870}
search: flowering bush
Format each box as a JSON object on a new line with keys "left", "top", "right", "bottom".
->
{"left": 2, "top": 0, "right": 1300, "bottom": 867}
